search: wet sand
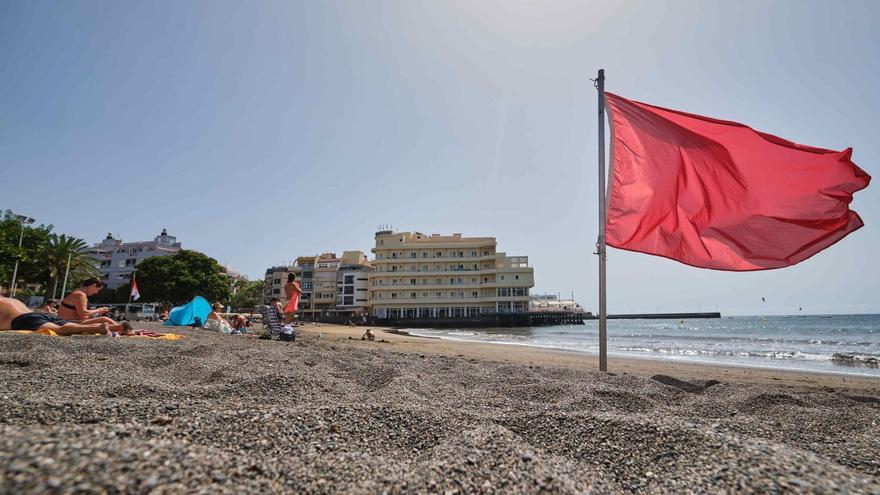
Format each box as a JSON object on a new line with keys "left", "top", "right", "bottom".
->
{"left": 1, "top": 323, "right": 878, "bottom": 493}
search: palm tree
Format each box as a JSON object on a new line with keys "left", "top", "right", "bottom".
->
{"left": 45, "top": 234, "right": 100, "bottom": 299}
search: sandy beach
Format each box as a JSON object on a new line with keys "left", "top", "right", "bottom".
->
{"left": 2, "top": 323, "right": 879, "bottom": 493}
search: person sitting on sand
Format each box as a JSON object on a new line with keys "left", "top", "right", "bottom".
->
{"left": 203, "top": 303, "right": 233, "bottom": 333}
{"left": 361, "top": 328, "right": 376, "bottom": 341}
{"left": 0, "top": 296, "right": 115, "bottom": 336}
{"left": 57, "top": 278, "right": 133, "bottom": 335}
{"left": 230, "top": 314, "right": 248, "bottom": 331}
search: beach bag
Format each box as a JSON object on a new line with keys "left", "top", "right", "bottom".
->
{"left": 279, "top": 325, "right": 296, "bottom": 342}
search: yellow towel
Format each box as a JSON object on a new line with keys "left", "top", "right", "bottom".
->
{"left": 1, "top": 329, "right": 182, "bottom": 340}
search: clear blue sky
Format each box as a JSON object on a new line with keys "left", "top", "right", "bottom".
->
{"left": 2, "top": 1, "right": 877, "bottom": 315}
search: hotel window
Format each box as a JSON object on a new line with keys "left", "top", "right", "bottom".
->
{"left": 410, "top": 279, "right": 416, "bottom": 285}
{"left": 515, "top": 275, "right": 519, "bottom": 280}
{"left": 436, "top": 252, "right": 442, "bottom": 257}
{"left": 343, "top": 296, "right": 353, "bottom": 305}
{"left": 391, "top": 293, "right": 397, "bottom": 299}
{"left": 471, "top": 251, "right": 476, "bottom": 256}
{"left": 422, "top": 252, "right": 428, "bottom": 258}
{"left": 458, "top": 251, "right": 463, "bottom": 257}
{"left": 436, "top": 292, "right": 442, "bottom": 297}
{"left": 411, "top": 292, "right": 416, "bottom": 299}
{"left": 450, "top": 278, "right": 454, "bottom": 284}
{"left": 410, "top": 252, "right": 416, "bottom": 258}
{"left": 422, "top": 279, "right": 428, "bottom": 285}
{"left": 344, "top": 286, "right": 354, "bottom": 294}
{"left": 423, "top": 292, "right": 428, "bottom": 297}
{"left": 345, "top": 275, "right": 354, "bottom": 284}
{"left": 436, "top": 278, "right": 441, "bottom": 284}
{"left": 472, "top": 291, "right": 478, "bottom": 298}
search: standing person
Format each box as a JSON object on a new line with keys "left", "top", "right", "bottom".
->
{"left": 283, "top": 273, "right": 302, "bottom": 324}
{"left": 57, "top": 278, "right": 133, "bottom": 334}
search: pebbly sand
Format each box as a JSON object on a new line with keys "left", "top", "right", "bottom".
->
{"left": 1, "top": 323, "right": 879, "bottom": 494}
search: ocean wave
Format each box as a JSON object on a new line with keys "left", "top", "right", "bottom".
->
{"left": 831, "top": 353, "right": 880, "bottom": 368}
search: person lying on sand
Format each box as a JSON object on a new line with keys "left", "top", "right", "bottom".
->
{"left": 57, "top": 278, "right": 133, "bottom": 335}
{"left": 38, "top": 300, "right": 59, "bottom": 315}
{"left": 0, "top": 296, "right": 114, "bottom": 336}
{"left": 361, "top": 328, "right": 376, "bottom": 341}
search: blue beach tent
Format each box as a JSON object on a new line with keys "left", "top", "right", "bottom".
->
{"left": 164, "top": 296, "right": 211, "bottom": 326}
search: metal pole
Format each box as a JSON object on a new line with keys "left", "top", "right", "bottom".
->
{"left": 10, "top": 224, "right": 26, "bottom": 297}
{"left": 597, "top": 69, "right": 608, "bottom": 372}
{"left": 60, "top": 252, "right": 72, "bottom": 301}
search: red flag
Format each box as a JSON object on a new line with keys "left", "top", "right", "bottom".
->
{"left": 130, "top": 273, "right": 140, "bottom": 301}
{"left": 605, "top": 93, "right": 870, "bottom": 271}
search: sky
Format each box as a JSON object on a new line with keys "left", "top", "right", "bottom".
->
{"left": 2, "top": 0, "right": 878, "bottom": 315}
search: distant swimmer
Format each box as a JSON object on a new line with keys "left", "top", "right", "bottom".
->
{"left": 799, "top": 307, "right": 803, "bottom": 311}
{"left": 761, "top": 297, "right": 766, "bottom": 302}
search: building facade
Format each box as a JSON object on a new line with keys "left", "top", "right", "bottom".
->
{"left": 85, "top": 229, "right": 182, "bottom": 289}
{"left": 368, "top": 230, "right": 534, "bottom": 319}
{"left": 335, "top": 251, "right": 372, "bottom": 317}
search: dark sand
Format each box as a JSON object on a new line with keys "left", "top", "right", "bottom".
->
{"left": 1, "top": 323, "right": 879, "bottom": 494}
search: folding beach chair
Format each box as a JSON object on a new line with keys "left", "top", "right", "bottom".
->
{"left": 258, "top": 305, "right": 296, "bottom": 341}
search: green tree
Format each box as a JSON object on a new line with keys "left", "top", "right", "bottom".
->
{"left": 231, "top": 279, "right": 265, "bottom": 310}
{"left": 0, "top": 210, "right": 53, "bottom": 294}
{"left": 134, "top": 250, "right": 231, "bottom": 305}
{"left": 45, "top": 234, "right": 100, "bottom": 299}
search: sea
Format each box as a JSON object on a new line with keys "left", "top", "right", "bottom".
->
{"left": 406, "top": 314, "right": 880, "bottom": 377}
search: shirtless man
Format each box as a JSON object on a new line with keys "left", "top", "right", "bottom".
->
{"left": 58, "top": 278, "right": 133, "bottom": 335}
{"left": 0, "top": 296, "right": 112, "bottom": 336}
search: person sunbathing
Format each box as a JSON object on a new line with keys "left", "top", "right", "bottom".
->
{"left": 38, "top": 300, "right": 59, "bottom": 314}
{"left": 0, "top": 296, "right": 113, "bottom": 336}
{"left": 361, "top": 328, "right": 376, "bottom": 341}
{"left": 57, "top": 278, "right": 133, "bottom": 335}
{"left": 203, "top": 303, "right": 233, "bottom": 333}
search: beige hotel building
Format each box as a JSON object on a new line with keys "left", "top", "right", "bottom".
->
{"left": 369, "top": 230, "right": 534, "bottom": 319}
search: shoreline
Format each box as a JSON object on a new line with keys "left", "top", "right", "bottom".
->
{"left": 300, "top": 323, "right": 880, "bottom": 394}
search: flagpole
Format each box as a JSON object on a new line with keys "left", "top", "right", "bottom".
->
{"left": 60, "top": 252, "right": 72, "bottom": 301}
{"left": 596, "top": 69, "right": 608, "bottom": 372}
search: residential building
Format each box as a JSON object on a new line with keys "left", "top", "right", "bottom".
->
{"left": 85, "top": 229, "right": 182, "bottom": 289}
{"left": 335, "top": 251, "right": 372, "bottom": 317}
{"left": 308, "top": 252, "right": 340, "bottom": 317}
{"left": 368, "top": 230, "right": 534, "bottom": 319}
{"left": 263, "top": 265, "right": 290, "bottom": 302}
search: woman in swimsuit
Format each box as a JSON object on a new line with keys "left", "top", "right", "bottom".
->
{"left": 57, "top": 278, "right": 133, "bottom": 335}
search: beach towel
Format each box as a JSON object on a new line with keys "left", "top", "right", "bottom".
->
{"left": 1, "top": 329, "right": 183, "bottom": 340}
{"left": 284, "top": 281, "right": 301, "bottom": 314}
{"left": 164, "top": 296, "right": 212, "bottom": 326}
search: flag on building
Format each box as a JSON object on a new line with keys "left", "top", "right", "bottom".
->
{"left": 604, "top": 92, "right": 871, "bottom": 271}
{"left": 130, "top": 273, "right": 141, "bottom": 301}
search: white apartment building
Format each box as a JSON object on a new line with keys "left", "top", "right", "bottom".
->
{"left": 335, "top": 251, "right": 372, "bottom": 316}
{"left": 368, "top": 230, "right": 534, "bottom": 319}
{"left": 85, "top": 229, "right": 182, "bottom": 289}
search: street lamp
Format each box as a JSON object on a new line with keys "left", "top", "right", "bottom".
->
{"left": 10, "top": 214, "right": 36, "bottom": 297}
